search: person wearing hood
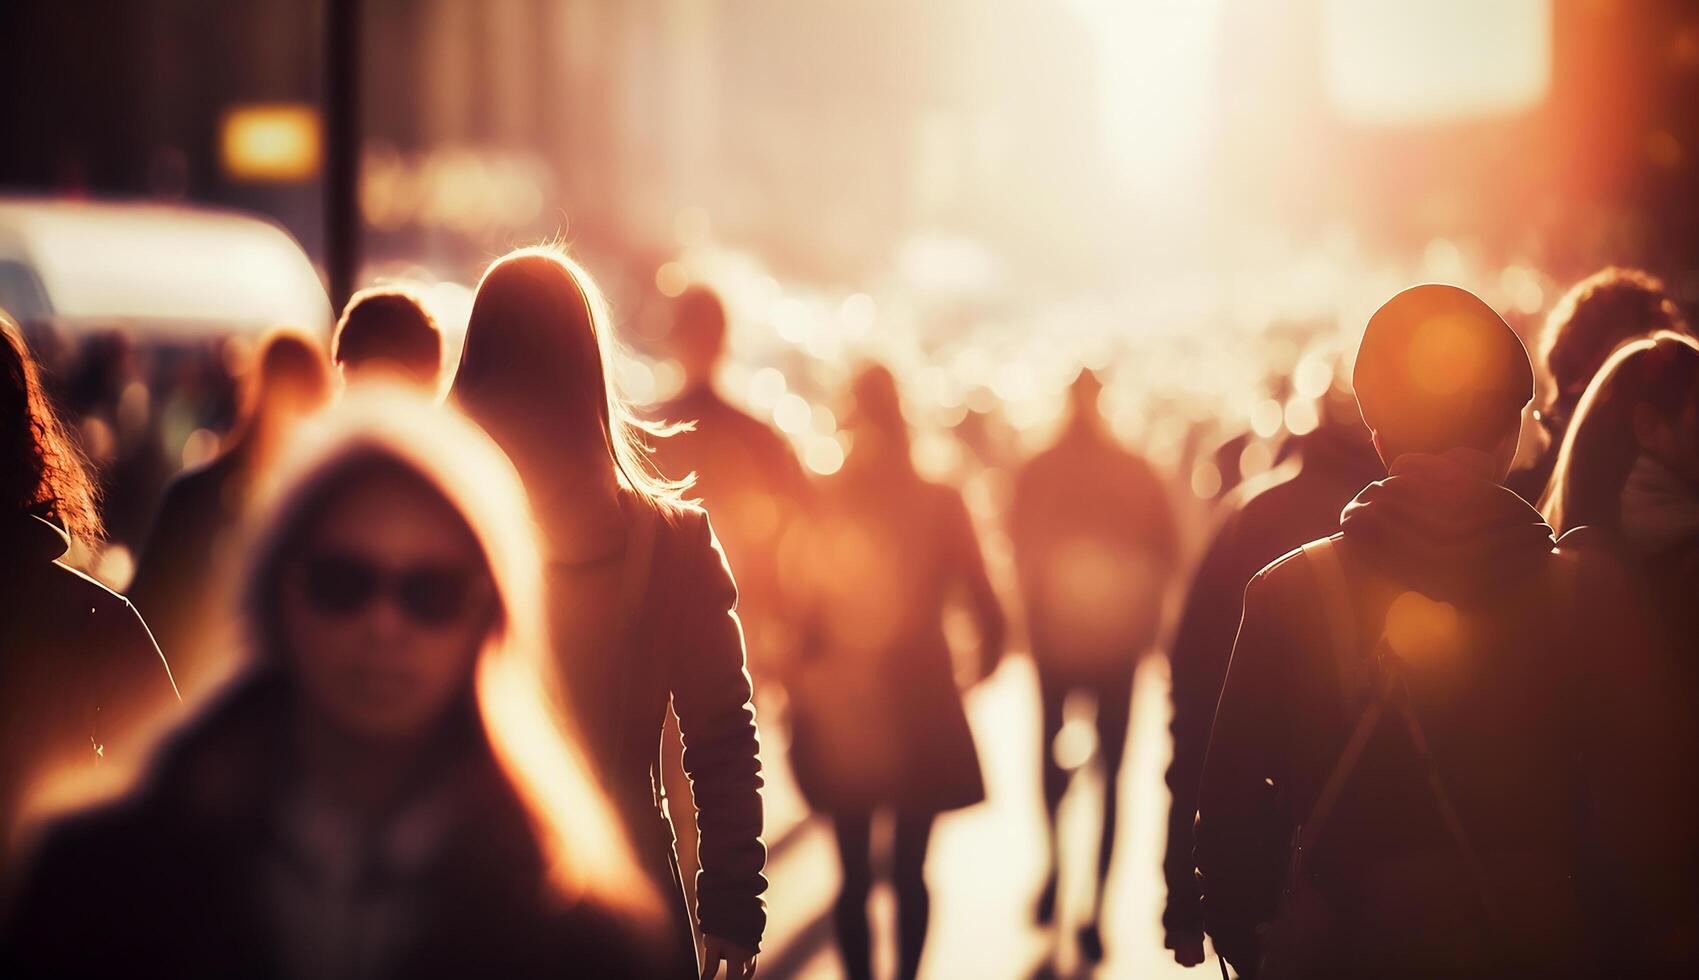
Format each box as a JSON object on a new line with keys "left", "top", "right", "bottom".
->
{"left": 1160, "top": 360, "right": 1384, "bottom": 967}
{"left": 0, "top": 312, "right": 179, "bottom": 861}
{"left": 1195, "top": 284, "right": 1692, "bottom": 978}
{"left": 4, "top": 393, "right": 664, "bottom": 978}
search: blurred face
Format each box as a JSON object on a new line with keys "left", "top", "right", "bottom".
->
{"left": 280, "top": 466, "right": 496, "bottom": 742}
{"left": 1637, "top": 392, "right": 1699, "bottom": 488}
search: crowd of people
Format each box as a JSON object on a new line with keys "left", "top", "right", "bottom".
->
{"left": 1, "top": 245, "right": 1697, "bottom": 979}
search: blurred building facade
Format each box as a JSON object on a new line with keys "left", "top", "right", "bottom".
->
{"left": 1, "top": 0, "right": 1697, "bottom": 298}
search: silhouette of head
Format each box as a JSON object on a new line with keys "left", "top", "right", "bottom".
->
{"left": 332, "top": 288, "right": 443, "bottom": 389}
{"left": 451, "top": 245, "right": 683, "bottom": 503}
{"left": 1066, "top": 368, "right": 1104, "bottom": 429}
{"left": 240, "top": 328, "right": 332, "bottom": 455}
{"left": 1539, "top": 267, "right": 1690, "bottom": 429}
{"left": 1544, "top": 331, "right": 1699, "bottom": 534}
{"left": 1354, "top": 284, "right": 1533, "bottom": 473}
{"left": 244, "top": 390, "right": 658, "bottom": 914}
{"left": 846, "top": 363, "right": 912, "bottom": 471}
{"left": 0, "top": 311, "right": 102, "bottom": 544}
{"left": 671, "top": 285, "right": 728, "bottom": 393}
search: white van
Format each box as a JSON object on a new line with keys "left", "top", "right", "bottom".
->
{"left": 0, "top": 197, "right": 330, "bottom": 337}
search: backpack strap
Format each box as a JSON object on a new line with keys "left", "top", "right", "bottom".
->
{"left": 1389, "top": 678, "right": 1507, "bottom": 932}
{"left": 1301, "top": 538, "right": 1362, "bottom": 710}
{"left": 1295, "top": 661, "right": 1391, "bottom": 854}
{"left": 1295, "top": 537, "right": 1383, "bottom": 854}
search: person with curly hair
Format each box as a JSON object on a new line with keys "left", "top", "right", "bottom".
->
{"left": 0, "top": 310, "right": 178, "bottom": 859}
{"left": 1509, "top": 267, "right": 1693, "bottom": 502}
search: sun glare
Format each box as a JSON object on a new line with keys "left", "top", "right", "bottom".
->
{"left": 1070, "top": 0, "right": 1225, "bottom": 200}
{"left": 1323, "top": 0, "right": 1552, "bottom": 125}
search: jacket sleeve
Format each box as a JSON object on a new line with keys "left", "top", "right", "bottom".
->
{"left": 943, "top": 491, "right": 1007, "bottom": 678}
{"left": 668, "top": 511, "right": 768, "bottom": 950}
{"left": 1194, "top": 567, "right": 1301, "bottom": 970}
{"left": 1160, "top": 514, "right": 1245, "bottom": 942}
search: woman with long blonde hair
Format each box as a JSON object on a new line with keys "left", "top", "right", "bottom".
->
{"left": 452, "top": 245, "right": 765, "bottom": 979}
{"left": 4, "top": 390, "right": 661, "bottom": 978}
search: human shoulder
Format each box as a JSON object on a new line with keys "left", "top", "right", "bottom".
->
{"left": 1230, "top": 458, "right": 1306, "bottom": 520}
{"left": 39, "top": 559, "right": 154, "bottom": 635}
{"left": 1244, "top": 536, "right": 1333, "bottom": 600}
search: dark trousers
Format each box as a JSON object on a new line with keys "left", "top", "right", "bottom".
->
{"left": 830, "top": 809, "right": 937, "bottom": 980}
{"left": 1037, "top": 661, "right": 1135, "bottom": 922}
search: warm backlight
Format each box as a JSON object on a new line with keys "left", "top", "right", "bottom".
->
{"left": 1323, "top": 0, "right": 1551, "bottom": 125}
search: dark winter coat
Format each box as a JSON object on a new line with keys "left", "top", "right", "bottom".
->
{"left": 0, "top": 513, "right": 178, "bottom": 856}
{"left": 1, "top": 671, "right": 656, "bottom": 980}
{"left": 1196, "top": 451, "right": 1695, "bottom": 977}
{"left": 1161, "top": 425, "right": 1383, "bottom": 942}
{"left": 787, "top": 475, "right": 1004, "bottom": 815}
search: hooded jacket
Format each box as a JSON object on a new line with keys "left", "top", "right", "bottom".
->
{"left": 2, "top": 671, "right": 657, "bottom": 979}
{"left": 1162, "top": 423, "right": 1384, "bottom": 945}
{"left": 1195, "top": 451, "right": 1692, "bottom": 977}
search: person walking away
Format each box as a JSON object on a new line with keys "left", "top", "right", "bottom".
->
{"left": 787, "top": 365, "right": 1006, "bottom": 980}
{"left": 1161, "top": 362, "right": 1383, "bottom": 966}
{"left": 332, "top": 287, "right": 445, "bottom": 392}
{"left": 451, "top": 246, "right": 765, "bottom": 980}
{"left": 1008, "top": 367, "right": 1177, "bottom": 964}
{"left": 127, "top": 329, "right": 331, "bottom": 699}
{"left": 649, "top": 285, "right": 812, "bottom": 935}
{"left": 1196, "top": 284, "right": 1692, "bottom": 978}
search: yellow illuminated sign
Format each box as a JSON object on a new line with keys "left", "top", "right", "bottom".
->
{"left": 220, "top": 104, "right": 321, "bottom": 182}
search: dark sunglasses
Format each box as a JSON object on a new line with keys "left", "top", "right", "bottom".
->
{"left": 299, "top": 551, "right": 485, "bottom": 627}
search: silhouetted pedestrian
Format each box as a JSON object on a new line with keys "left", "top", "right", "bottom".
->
{"left": 1196, "top": 284, "right": 1691, "bottom": 978}
{"left": 127, "top": 329, "right": 331, "bottom": 698}
{"left": 650, "top": 284, "right": 811, "bottom": 943}
{"left": 653, "top": 285, "right": 811, "bottom": 685}
{"left": 788, "top": 365, "right": 1005, "bottom": 980}
{"left": 332, "top": 287, "right": 444, "bottom": 391}
{"left": 452, "top": 246, "right": 765, "bottom": 980}
{"left": 1161, "top": 368, "right": 1382, "bottom": 967}
{"left": 1008, "top": 368, "right": 1176, "bottom": 964}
